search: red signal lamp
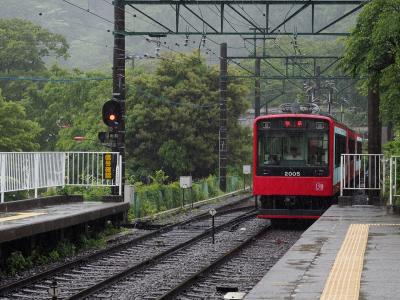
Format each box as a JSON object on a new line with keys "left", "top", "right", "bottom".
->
{"left": 102, "top": 100, "right": 122, "bottom": 127}
{"left": 284, "top": 120, "right": 291, "bottom": 128}
{"left": 296, "top": 120, "right": 303, "bottom": 127}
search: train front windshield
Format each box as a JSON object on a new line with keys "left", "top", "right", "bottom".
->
{"left": 257, "top": 118, "right": 329, "bottom": 176}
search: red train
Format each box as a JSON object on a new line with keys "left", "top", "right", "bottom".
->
{"left": 253, "top": 107, "right": 362, "bottom": 220}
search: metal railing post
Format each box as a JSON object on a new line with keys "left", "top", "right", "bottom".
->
{"left": 118, "top": 154, "right": 122, "bottom": 196}
{"left": 340, "top": 155, "right": 343, "bottom": 196}
{"left": 382, "top": 156, "right": 385, "bottom": 197}
{"left": 389, "top": 157, "right": 393, "bottom": 206}
{"left": 34, "top": 153, "right": 39, "bottom": 198}
{"left": 0, "top": 154, "right": 5, "bottom": 203}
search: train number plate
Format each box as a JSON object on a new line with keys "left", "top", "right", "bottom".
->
{"left": 284, "top": 171, "right": 300, "bottom": 176}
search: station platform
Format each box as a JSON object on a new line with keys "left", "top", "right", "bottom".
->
{"left": 245, "top": 205, "right": 400, "bottom": 300}
{"left": 0, "top": 196, "right": 129, "bottom": 244}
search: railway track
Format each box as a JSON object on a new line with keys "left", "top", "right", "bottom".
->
{"left": 0, "top": 200, "right": 255, "bottom": 300}
{"left": 171, "top": 229, "right": 302, "bottom": 299}
{"left": 84, "top": 217, "right": 271, "bottom": 299}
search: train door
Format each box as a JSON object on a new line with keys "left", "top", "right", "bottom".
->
{"left": 333, "top": 127, "right": 346, "bottom": 189}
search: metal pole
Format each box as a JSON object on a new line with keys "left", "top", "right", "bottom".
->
{"left": 340, "top": 103, "right": 343, "bottom": 122}
{"left": 219, "top": 43, "right": 228, "bottom": 192}
{"left": 112, "top": 0, "right": 125, "bottom": 196}
{"left": 328, "top": 88, "right": 332, "bottom": 115}
{"left": 255, "top": 58, "right": 261, "bottom": 118}
{"left": 191, "top": 187, "right": 193, "bottom": 209}
{"left": 315, "top": 66, "right": 320, "bottom": 101}
{"left": 212, "top": 215, "right": 215, "bottom": 244}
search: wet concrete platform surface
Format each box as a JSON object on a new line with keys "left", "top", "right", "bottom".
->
{"left": 245, "top": 205, "right": 400, "bottom": 300}
{"left": 0, "top": 200, "right": 129, "bottom": 244}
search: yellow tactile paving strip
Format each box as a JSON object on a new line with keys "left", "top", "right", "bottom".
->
{"left": 320, "top": 224, "right": 369, "bottom": 300}
{"left": 320, "top": 223, "right": 400, "bottom": 300}
{"left": 0, "top": 212, "right": 46, "bottom": 222}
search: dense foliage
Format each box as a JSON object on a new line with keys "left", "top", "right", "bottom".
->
{"left": 125, "top": 53, "right": 250, "bottom": 179}
{"left": 0, "top": 90, "right": 41, "bottom": 151}
{"left": 0, "top": 18, "right": 68, "bottom": 73}
{"left": 342, "top": 0, "right": 400, "bottom": 147}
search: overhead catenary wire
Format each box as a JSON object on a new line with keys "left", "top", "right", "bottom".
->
{"left": 61, "top": 0, "right": 113, "bottom": 24}
{"left": 0, "top": 76, "right": 112, "bottom": 83}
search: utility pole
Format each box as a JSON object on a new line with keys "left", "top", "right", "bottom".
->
{"left": 328, "top": 87, "right": 332, "bottom": 115}
{"left": 314, "top": 66, "right": 321, "bottom": 102}
{"left": 113, "top": 0, "right": 125, "bottom": 196}
{"left": 367, "top": 82, "right": 381, "bottom": 205}
{"left": 219, "top": 43, "right": 228, "bottom": 192}
{"left": 255, "top": 58, "right": 261, "bottom": 117}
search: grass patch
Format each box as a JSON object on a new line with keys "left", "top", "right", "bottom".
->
{"left": 3, "top": 223, "right": 122, "bottom": 276}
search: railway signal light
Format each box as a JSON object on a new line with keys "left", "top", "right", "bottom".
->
{"left": 102, "top": 100, "right": 122, "bottom": 127}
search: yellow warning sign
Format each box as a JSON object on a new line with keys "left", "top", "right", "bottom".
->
{"left": 103, "top": 153, "right": 114, "bottom": 180}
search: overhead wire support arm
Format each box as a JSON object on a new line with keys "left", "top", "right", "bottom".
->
{"left": 123, "top": 1, "right": 366, "bottom": 5}
{"left": 227, "top": 4, "right": 264, "bottom": 33}
{"left": 227, "top": 55, "right": 343, "bottom": 59}
{"left": 319, "top": 57, "right": 343, "bottom": 74}
{"left": 182, "top": 4, "right": 219, "bottom": 33}
{"left": 269, "top": 2, "right": 311, "bottom": 34}
{"left": 127, "top": 4, "right": 173, "bottom": 32}
{"left": 220, "top": 3, "right": 224, "bottom": 33}
{"left": 121, "top": 0, "right": 366, "bottom": 36}
{"left": 315, "top": 3, "right": 365, "bottom": 34}
{"left": 228, "top": 75, "right": 357, "bottom": 80}
{"left": 176, "top": 4, "right": 180, "bottom": 32}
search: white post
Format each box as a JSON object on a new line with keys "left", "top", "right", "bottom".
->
{"left": 389, "top": 157, "right": 393, "bottom": 206}
{"left": 0, "top": 154, "right": 5, "bottom": 203}
{"left": 118, "top": 154, "right": 122, "bottom": 196}
{"left": 340, "top": 155, "right": 344, "bottom": 197}
{"left": 62, "top": 153, "right": 66, "bottom": 187}
{"left": 34, "top": 153, "right": 39, "bottom": 198}
{"left": 382, "top": 156, "right": 385, "bottom": 197}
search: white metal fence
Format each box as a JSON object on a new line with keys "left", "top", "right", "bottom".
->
{"left": 340, "top": 154, "right": 386, "bottom": 196}
{"left": 0, "top": 152, "right": 121, "bottom": 202}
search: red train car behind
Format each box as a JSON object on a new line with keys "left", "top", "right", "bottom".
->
{"left": 253, "top": 111, "right": 362, "bottom": 220}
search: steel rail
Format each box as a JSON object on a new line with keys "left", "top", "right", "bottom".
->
{"left": 156, "top": 223, "right": 271, "bottom": 299}
{"left": 0, "top": 195, "right": 253, "bottom": 296}
{"left": 67, "top": 210, "right": 257, "bottom": 299}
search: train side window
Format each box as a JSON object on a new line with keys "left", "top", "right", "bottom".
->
{"left": 349, "top": 138, "right": 355, "bottom": 154}
{"left": 335, "top": 134, "right": 346, "bottom": 167}
{"left": 357, "top": 141, "right": 362, "bottom": 154}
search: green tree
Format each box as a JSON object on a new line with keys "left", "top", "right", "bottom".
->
{"left": 125, "top": 52, "right": 250, "bottom": 180}
{"left": 0, "top": 18, "right": 68, "bottom": 73}
{"left": 0, "top": 19, "right": 69, "bottom": 105}
{"left": 0, "top": 89, "right": 41, "bottom": 151}
{"left": 341, "top": 0, "right": 400, "bottom": 153}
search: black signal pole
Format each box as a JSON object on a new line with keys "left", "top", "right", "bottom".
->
{"left": 219, "top": 43, "right": 227, "bottom": 192}
{"left": 113, "top": 0, "right": 125, "bottom": 196}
